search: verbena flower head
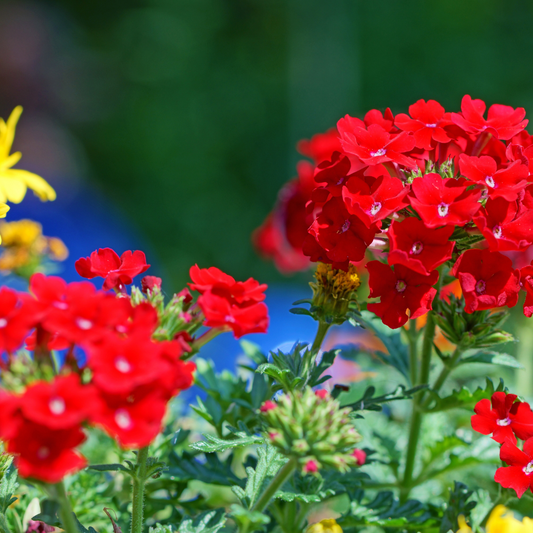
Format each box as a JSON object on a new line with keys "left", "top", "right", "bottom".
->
{"left": 260, "top": 387, "right": 361, "bottom": 474}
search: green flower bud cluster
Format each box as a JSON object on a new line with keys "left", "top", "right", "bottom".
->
{"left": 260, "top": 387, "right": 362, "bottom": 474}
{"left": 435, "top": 293, "right": 513, "bottom": 349}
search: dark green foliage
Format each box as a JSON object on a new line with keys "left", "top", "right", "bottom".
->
{"left": 440, "top": 482, "right": 477, "bottom": 533}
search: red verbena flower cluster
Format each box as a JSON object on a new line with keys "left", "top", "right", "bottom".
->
{"left": 472, "top": 392, "right": 533, "bottom": 497}
{"left": 0, "top": 248, "right": 269, "bottom": 483}
{"left": 256, "top": 96, "right": 533, "bottom": 328}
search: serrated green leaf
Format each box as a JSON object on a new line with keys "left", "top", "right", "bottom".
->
{"left": 229, "top": 504, "right": 270, "bottom": 531}
{"left": 234, "top": 445, "right": 287, "bottom": 509}
{"left": 337, "top": 384, "right": 427, "bottom": 411}
{"left": 149, "top": 525, "right": 173, "bottom": 533}
{"left": 0, "top": 468, "right": 18, "bottom": 514}
{"left": 273, "top": 491, "right": 321, "bottom": 503}
{"left": 190, "top": 432, "right": 265, "bottom": 453}
{"left": 440, "top": 482, "right": 476, "bottom": 533}
{"left": 425, "top": 378, "right": 505, "bottom": 412}
{"left": 176, "top": 509, "right": 226, "bottom": 533}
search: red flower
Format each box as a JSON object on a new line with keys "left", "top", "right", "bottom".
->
{"left": 86, "top": 334, "right": 167, "bottom": 394}
{"left": 342, "top": 174, "right": 410, "bottom": 228}
{"left": 304, "top": 197, "right": 378, "bottom": 268}
{"left": 189, "top": 265, "right": 267, "bottom": 305}
{"left": 495, "top": 438, "right": 533, "bottom": 498}
{"left": 451, "top": 249, "right": 520, "bottom": 313}
{"left": 395, "top": 99, "right": 453, "bottom": 150}
{"left": 409, "top": 173, "right": 482, "bottom": 228}
{"left": 297, "top": 128, "right": 342, "bottom": 164}
{"left": 366, "top": 261, "right": 438, "bottom": 329}
{"left": 7, "top": 421, "right": 86, "bottom": 483}
{"left": 75, "top": 248, "right": 150, "bottom": 291}
{"left": 473, "top": 197, "right": 533, "bottom": 252}
{"left": 387, "top": 218, "right": 455, "bottom": 275}
{"left": 313, "top": 152, "right": 352, "bottom": 199}
{"left": 451, "top": 95, "right": 528, "bottom": 140}
{"left": 0, "top": 287, "right": 36, "bottom": 357}
{"left": 352, "top": 449, "right": 367, "bottom": 466}
{"left": 459, "top": 155, "right": 529, "bottom": 201}
{"left": 472, "top": 392, "right": 533, "bottom": 445}
{"left": 364, "top": 108, "right": 395, "bottom": 132}
{"left": 197, "top": 291, "right": 269, "bottom": 339}
{"left": 337, "top": 121, "right": 416, "bottom": 168}
{"left": 91, "top": 387, "right": 168, "bottom": 449}
{"left": 20, "top": 374, "right": 96, "bottom": 430}
{"left": 157, "top": 340, "right": 196, "bottom": 395}
{"left": 519, "top": 264, "right": 533, "bottom": 317}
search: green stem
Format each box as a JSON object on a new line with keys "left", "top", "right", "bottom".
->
{"left": 401, "top": 314, "right": 436, "bottom": 498}
{"left": 251, "top": 459, "right": 297, "bottom": 514}
{"left": 419, "top": 312, "right": 435, "bottom": 387}
{"left": 311, "top": 321, "right": 331, "bottom": 352}
{"left": 54, "top": 480, "right": 78, "bottom": 533}
{"left": 407, "top": 320, "right": 418, "bottom": 386}
{"left": 130, "top": 447, "right": 150, "bottom": 533}
{"left": 424, "top": 346, "right": 463, "bottom": 404}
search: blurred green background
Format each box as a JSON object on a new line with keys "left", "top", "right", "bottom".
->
{"left": 2, "top": 0, "right": 533, "bottom": 289}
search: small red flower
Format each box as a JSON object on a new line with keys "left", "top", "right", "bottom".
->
{"left": 519, "top": 264, "right": 533, "bottom": 317}
{"left": 395, "top": 99, "right": 453, "bottom": 150}
{"left": 260, "top": 400, "right": 277, "bottom": 412}
{"left": 451, "top": 95, "right": 528, "bottom": 140}
{"left": 304, "top": 197, "right": 379, "bottom": 268}
{"left": 303, "top": 459, "right": 319, "bottom": 474}
{"left": 387, "top": 218, "right": 455, "bottom": 275}
{"left": 495, "top": 438, "right": 533, "bottom": 498}
{"left": 451, "top": 249, "right": 520, "bottom": 313}
{"left": 409, "top": 173, "right": 482, "bottom": 228}
{"left": 459, "top": 155, "right": 529, "bottom": 201}
{"left": 342, "top": 174, "right": 409, "bottom": 228}
{"left": 366, "top": 261, "right": 438, "bottom": 329}
{"left": 337, "top": 121, "right": 416, "bottom": 168}
{"left": 315, "top": 390, "right": 329, "bottom": 400}
{"left": 20, "top": 374, "right": 96, "bottom": 430}
{"left": 75, "top": 248, "right": 150, "bottom": 291}
{"left": 472, "top": 392, "right": 533, "bottom": 445}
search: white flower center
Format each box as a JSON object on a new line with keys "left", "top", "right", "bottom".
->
{"left": 493, "top": 225, "right": 502, "bottom": 239}
{"left": 115, "top": 409, "right": 133, "bottom": 430}
{"left": 396, "top": 280, "right": 407, "bottom": 293}
{"left": 524, "top": 461, "right": 533, "bottom": 475}
{"left": 114, "top": 356, "right": 132, "bottom": 373}
{"left": 475, "top": 280, "right": 486, "bottom": 294}
{"left": 370, "top": 148, "right": 386, "bottom": 157}
{"left": 37, "top": 446, "right": 50, "bottom": 459}
{"left": 410, "top": 241, "right": 423, "bottom": 255}
{"left": 370, "top": 202, "right": 382, "bottom": 216}
{"left": 0, "top": 319, "right": 7, "bottom": 328}
{"left": 53, "top": 301, "right": 68, "bottom": 310}
{"left": 438, "top": 203, "right": 449, "bottom": 217}
{"left": 485, "top": 175, "right": 495, "bottom": 188}
{"left": 76, "top": 318, "right": 93, "bottom": 330}
{"left": 425, "top": 123, "right": 437, "bottom": 128}
{"left": 224, "top": 315, "right": 236, "bottom": 323}
{"left": 49, "top": 397, "right": 66, "bottom": 415}
{"left": 497, "top": 417, "right": 511, "bottom": 426}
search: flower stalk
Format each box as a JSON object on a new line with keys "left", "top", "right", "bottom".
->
{"left": 130, "top": 447, "right": 150, "bottom": 533}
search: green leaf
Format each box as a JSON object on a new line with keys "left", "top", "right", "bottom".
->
{"left": 0, "top": 468, "right": 17, "bottom": 514}
{"left": 229, "top": 504, "right": 270, "bottom": 531}
{"left": 149, "top": 525, "right": 173, "bottom": 533}
{"left": 460, "top": 350, "right": 522, "bottom": 369}
{"left": 440, "top": 482, "right": 476, "bottom": 533}
{"left": 175, "top": 509, "right": 227, "bottom": 533}
{"left": 289, "top": 308, "right": 313, "bottom": 316}
{"left": 88, "top": 463, "right": 129, "bottom": 473}
{"left": 232, "top": 445, "right": 287, "bottom": 509}
{"left": 240, "top": 341, "right": 268, "bottom": 366}
{"left": 425, "top": 378, "right": 505, "bottom": 412}
{"left": 337, "top": 384, "right": 428, "bottom": 411}
{"left": 190, "top": 432, "right": 265, "bottom": 453}
{"left": 167, "top": 451, "right": 243, "bottom": 487}
{"left": 349, "top": 311, "right": 410, "bottom": 384}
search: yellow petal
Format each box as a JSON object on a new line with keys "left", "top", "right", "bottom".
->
{"left": 0, "top": 175, "right": 27, "bottom": 203}
{"left": 1, "top": 169, "right": 56, "bottom": 202}
{"left": 0, "top": 204, "right": 10, "bottom": 219}
{"left": 0, "top": 151, "right": 21, "bottom": 170}
{"left": 0, "top": 106, "right": 22, "bottom": 160}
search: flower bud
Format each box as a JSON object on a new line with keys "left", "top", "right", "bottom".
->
{"left": 306, "top": 519, "right": 343, "bottom": 533}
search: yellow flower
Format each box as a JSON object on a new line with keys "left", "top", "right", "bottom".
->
{"left": 306, "top": 518, "right": 343, "bottom": 533}
{"left": 0, "top": 106, "right": 56, "bottom": 204}
{"left": 0, "top": 219, "right": 42, "bottom": 247}
{"left": 458, "top": 506, "right": 533, "bottom": 533}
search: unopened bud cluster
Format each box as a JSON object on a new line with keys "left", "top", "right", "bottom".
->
{"left": 309, "top": 263, "right": 361, "bottom": 324}
{"left": 260, "top": 387, "right": 362, "bottom": 474}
